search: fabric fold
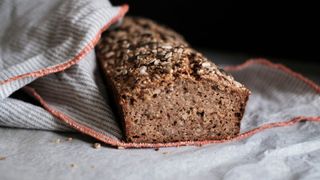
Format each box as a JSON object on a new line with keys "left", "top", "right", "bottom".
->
{"left": 0, "top": 0, "right": 128, "bottom": 99}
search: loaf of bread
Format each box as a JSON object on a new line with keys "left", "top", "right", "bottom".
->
{"left": 96, "top": 17, "right": 250, "bottom": 143}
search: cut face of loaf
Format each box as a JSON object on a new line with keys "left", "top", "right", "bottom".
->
{"left": 96, "top": 17, "right": 250, "bottom": 143}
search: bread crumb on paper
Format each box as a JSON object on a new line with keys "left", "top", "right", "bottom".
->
{"left": 52, "top": 138, "right": 60, "bottom": 144}
{"left": 93, "top": 143, "right": 101, "bottom": 149}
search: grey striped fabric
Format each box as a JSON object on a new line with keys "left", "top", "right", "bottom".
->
{"left": 0, "top": 0, "right": 126, "bottom": 139}
{"left": 229, "top": 62, "right": 320, "bottom": 132}
{"left": 0, "top": 0, "right": 124, "bottom": 99}
{"left": 0, "top": 97, "right": 71, "bottom": 131}
{"left": 0, "top": 0, "right": 319, "bottom": 147}
{"left": 30, "top": 51, "right": 123, "bottom": 139}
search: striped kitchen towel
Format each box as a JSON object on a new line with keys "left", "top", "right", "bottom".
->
{"left": 0, "top": 0, "right": 319, "bottom": 148}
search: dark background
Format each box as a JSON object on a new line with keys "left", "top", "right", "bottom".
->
{"left": 111, "top": 0, "right": 320, "bottom": 63}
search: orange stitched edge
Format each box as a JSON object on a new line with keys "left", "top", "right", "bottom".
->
{"left": 23, "top": 59, "right": 320, "bottom": 149}
{"left": 0, "top": 5, "right": 129, "bottom": 85}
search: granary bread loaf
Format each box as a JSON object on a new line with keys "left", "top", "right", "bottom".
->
{"left": 96, "top": 17, "right": 250, "bottom": 143}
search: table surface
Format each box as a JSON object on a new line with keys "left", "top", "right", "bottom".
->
{"left": 1, "top": 51, "right": 319, "bottom": 180}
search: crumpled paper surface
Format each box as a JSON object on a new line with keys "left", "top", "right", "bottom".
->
{"left": 1, "top": 119, "right": 320, "bottom": 180}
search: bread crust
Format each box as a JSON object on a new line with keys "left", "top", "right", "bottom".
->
{"left": 96, "top": 17, "right": 250, "bottom": 143}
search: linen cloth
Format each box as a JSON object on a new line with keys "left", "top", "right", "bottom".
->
{"left": 0, "top": 0, "right": 319, "bottom": 149}
{"left": 0, "top": 0, "right": 127, "bottom": 140}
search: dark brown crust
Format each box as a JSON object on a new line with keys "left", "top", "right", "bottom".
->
{"left": 96, "top": 17, "right": 250, "bottom": 143}
{"left": 98, "top": 63, "right": 127, "bottom": 140}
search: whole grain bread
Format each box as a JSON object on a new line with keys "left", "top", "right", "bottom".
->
{"left": 96, "top": 17, "right": 250, "bottom": 143}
